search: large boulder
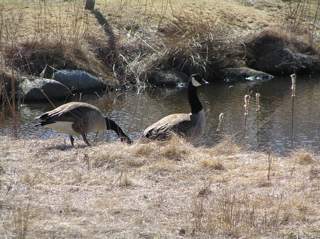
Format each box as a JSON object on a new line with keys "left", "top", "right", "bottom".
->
{"left": 53, "top": 69, "right": 107, "bottom": 92}
{"left": 18, "top": 77, "right": 70, "bottom": 101}
{"left": 254, "top": 49, "right": 320, "bottom": 75}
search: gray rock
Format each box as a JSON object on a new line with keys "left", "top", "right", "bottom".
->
{"left": 223, "top": 67, "right": 274, "bottom": 83}
{"left": 53, "top": 69, "right": 107, "bottom": 92}
{"left": 245, "top": 32, "right": 320, "bottom": 75}
{"left": 254, "top": 48, "right": 320, "bottom": 75}
{"left": 149, "top": 70, "right": 189, "bottom": 86}
{"left": 18, "top": 77, "right": 70, "bottom": 101}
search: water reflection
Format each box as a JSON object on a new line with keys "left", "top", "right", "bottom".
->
{"left": 1, "top": 75, "right": 320, "bottom": 155}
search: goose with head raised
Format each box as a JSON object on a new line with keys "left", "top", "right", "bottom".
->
{"left": 144, "top": 73, "right": 208, "bottom": 141}
{"left": 35, "top": 102, "right": 132, "bottom": 146}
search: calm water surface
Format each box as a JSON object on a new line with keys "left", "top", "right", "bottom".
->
{"left": 1, "top": 75, "right": 320, "bottom": 155}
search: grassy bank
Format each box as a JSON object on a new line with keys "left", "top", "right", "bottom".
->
{"left": 1, "top": 0, "right": 319, "bottom": 84}
{"left": 0, "top": 136, "right": 319, "bottom": 238}
{"left": 0, "top": 0, "right": 319, "bottom": 120}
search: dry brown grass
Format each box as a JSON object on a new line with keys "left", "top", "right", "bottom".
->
{"left": 1, "top": 136, "right": 319, "bottom": 238}
{"left": 1, "top": 0, "right": 319, "bottom": 86}
{"left": 2, "top": 1, "right": 114, "bottom": 80}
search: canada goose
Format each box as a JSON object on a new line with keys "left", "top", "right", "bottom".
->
{"left": 144, "top": 73, "right": 208, "bottom": 141}
{"left": 35, "top": 102, "right": 132, "bottom": 146}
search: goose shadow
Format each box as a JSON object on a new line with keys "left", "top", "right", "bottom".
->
{"left": 45, "top": 144, "right": 88, "bottom": 151}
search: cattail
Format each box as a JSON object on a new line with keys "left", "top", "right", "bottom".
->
{"left": 290, "top": 74, "right": 296, "bottom": 97}
{"left": 216, "top": 113, "right": 224, "bottom": 132}
{"left": 290, "top": 74, "right": 296, "bottom": 149}
{"left": 243, "top": 95, "right": 250, "bottom": 137}
{"left": 244, "top": 95, "right": 250, "bottom": 115}
{"left": 228, "top": 85, "right": 233, "bottom": 105}
{"left": 256, "top": 93, "right": 260, "bottom": 111}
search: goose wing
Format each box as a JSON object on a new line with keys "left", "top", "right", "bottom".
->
{"left": 144, "top": 113, "right": 197, "bottom": 140}
{"left": 36, "top": 103, "right": 99, "bottom": 126}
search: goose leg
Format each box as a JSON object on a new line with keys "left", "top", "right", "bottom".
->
{"left": 82, "top": 134, "right": 91, "bottom": 146}
{"left": 69, "top": 135, "right": 75, "bottom": 146}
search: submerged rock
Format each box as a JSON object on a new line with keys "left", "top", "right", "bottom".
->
{"left": 223, "top": 67, "right": 274, "bottom": 83}
{"left": 53, "top": 69, "right": 107, "bottom": 92}
{"left": 149, "top": 70, "right": 189, "bottom": 86}
{"left": 17, "top": 77, "right": 70, "bottom": 101}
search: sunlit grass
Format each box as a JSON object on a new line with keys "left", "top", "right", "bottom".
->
{"left": 0, "top": 136, "right": 319, "bottom": 237}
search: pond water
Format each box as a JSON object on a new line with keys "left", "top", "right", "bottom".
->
{"left": 1, "top": 75, "right": 320, "bottom": 156}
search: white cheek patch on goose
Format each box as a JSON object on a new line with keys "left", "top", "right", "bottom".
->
{"left": 191, "top": 77, "right": 202, "bottom": 87}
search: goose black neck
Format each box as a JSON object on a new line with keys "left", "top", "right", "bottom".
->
{"left": 188, "top": 80, "right": 203, "bottom": 114}
{"left": 106, "top": 118, "right": 132, "bottom": 144}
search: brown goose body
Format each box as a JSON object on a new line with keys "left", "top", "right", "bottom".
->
{"left": 144, "top": 74, "right": 208, "bottom": 141}
{"left": 35, "top": 102, "right": 132, "bottom": 146}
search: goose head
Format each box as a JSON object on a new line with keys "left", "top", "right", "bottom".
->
{"left": 190, "top": 74, "right": 209, "bottom": 87}
{"left": 105, "top": 117, "right": 132, "bottom": 144}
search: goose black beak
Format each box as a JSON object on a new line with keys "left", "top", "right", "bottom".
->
{"left": 121, "top": 137, "right": 133, "bottom": 144}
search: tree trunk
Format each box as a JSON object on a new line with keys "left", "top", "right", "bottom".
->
{"left": 85, "top": 0, "right": 95, "bottom": 10}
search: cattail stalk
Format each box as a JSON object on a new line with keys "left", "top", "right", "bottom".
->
{"left": 216, "top": 113, "right": 224, "bottom": 132}
{"left": 255, "top": 93, "right": 261, "bottom": 136}
{"left": 291, "top": 74, "right": 296, "bottom": 97}
{"left": 227, "top": 85, "right": 233, "bottom": 127}
{"left": 290, "top": 74, "right": 296, "bottom": 149}
{"left": 244, "top": 95, "right": 250, "bottom": 116}
{"left": 228, "top": 85, "right": 233, "bottom": 106}
{"left": 255, "top": 93, "right": 260, "bottom": 111}
{"left": 267, "top": 148, "right": 272, "bottom": 181}
{"left": 243, "top": 95, "right": 250, "bottom": 136}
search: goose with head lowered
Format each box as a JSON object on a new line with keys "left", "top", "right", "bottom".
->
{"left": 144, "top": 73, "right": 208, "bottom": 141}
{"left": 35, "top": 102, "right": 132, "bottom": 146}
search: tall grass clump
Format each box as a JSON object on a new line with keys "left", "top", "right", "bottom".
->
{"left": 190, "top": 187, "right": 294, "bottom": 237}
{"left": 153, "top": 13, "right": 241, "bottom": 79}
{"left": 110, "top": 1, "right": 242, "bottom": 83}
{"left": 2, "top": 0, "right": 117, "bottom": 81}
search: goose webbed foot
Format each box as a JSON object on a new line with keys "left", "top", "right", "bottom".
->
{"left": 69, "top": 135, "right": 75, "bottom": 146}
{"left": 82, "top": 134, "right": 91, "bottom": 146}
